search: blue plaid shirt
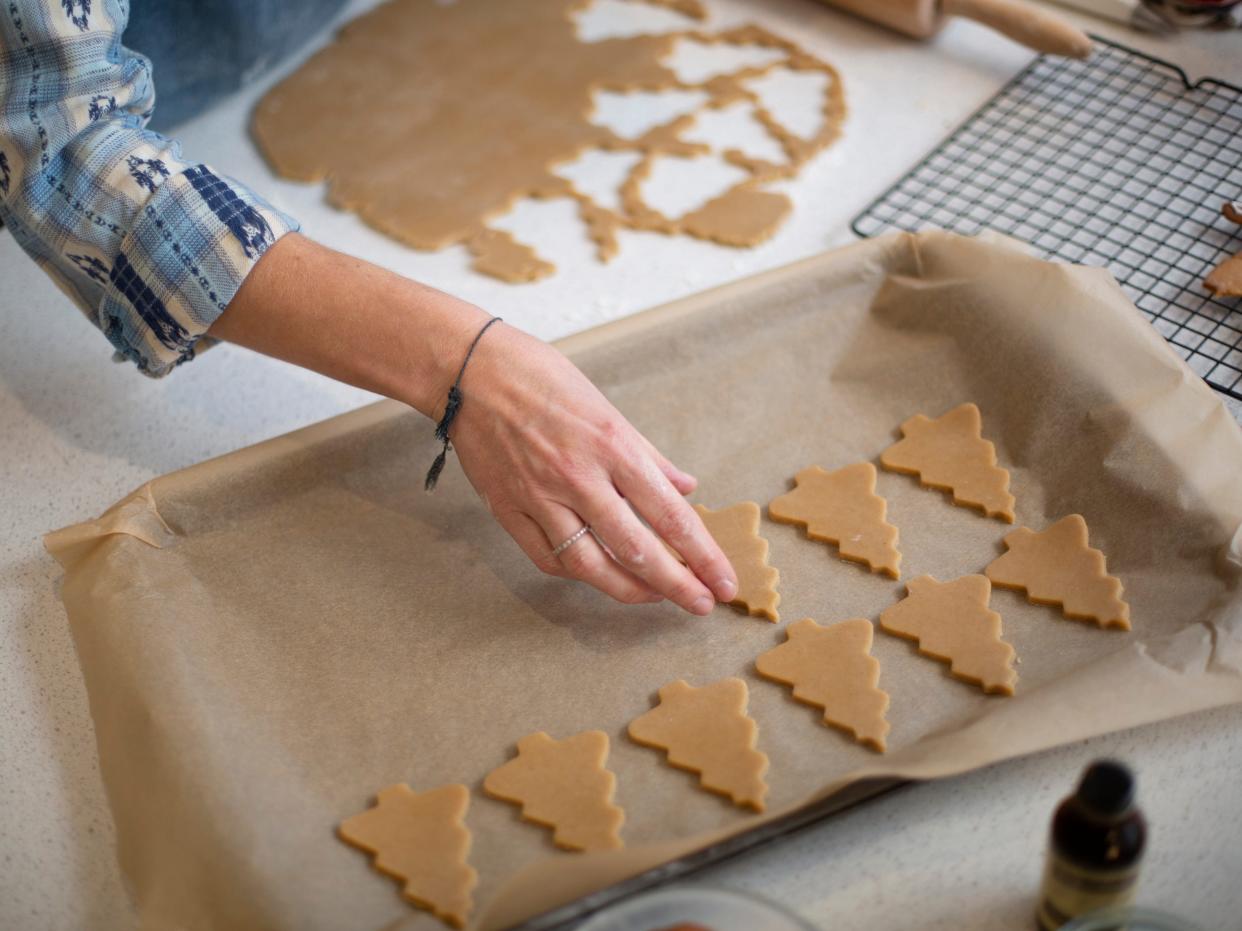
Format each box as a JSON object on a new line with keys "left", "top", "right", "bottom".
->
{"left": 0, "top": 0, "right": 300, "bottom": 376}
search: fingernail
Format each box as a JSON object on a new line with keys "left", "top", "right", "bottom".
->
{"left": 692, "top": 594, "right": 715, "bottom": 616}
{"left": 716, "top": 578, "right": 738, "bottom": 601}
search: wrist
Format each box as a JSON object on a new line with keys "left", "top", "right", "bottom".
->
{"left": 387, "top": 281, "right": 492, "bottom": 419}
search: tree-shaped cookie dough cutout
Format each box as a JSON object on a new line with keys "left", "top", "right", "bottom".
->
{"left": 985, "top": 514, "right": 1130, "bottom": 630}
{"left": 768, "top": 463, "right": 901, "bottom": 578}
{"left": 880, "top": 402, "right": 1016, "bottom": 522}
{"left": 628, "top": 677, "right": 770, "bottom": 811}
{"left": 338, "top": 783, "right": 477, "bottom": 929}
{"left": 695, "top": 502, "right": 780, "bottom": 621}
{"left": 755, "top": 618, "right": 891, "bottom": 751}
{"left": 483, "top": 730, "right": 624, "bottom": 851}
{"left": 880, "top": 575, "right": 1017, "bottom": 695}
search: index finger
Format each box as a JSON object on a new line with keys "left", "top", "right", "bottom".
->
{"left": 577, "top": 488, "right": 716, "bottom": 615}
{"left": 612, "top": 453, "right": 737, "bottom": 605}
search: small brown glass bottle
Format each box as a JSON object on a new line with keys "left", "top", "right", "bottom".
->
{"left": 1036, "top": 760, "right": 1147, "bottom": 930}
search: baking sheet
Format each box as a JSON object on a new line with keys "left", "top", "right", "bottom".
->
{"left": 45, "top": 231, "right": 1242, "bottom": 931}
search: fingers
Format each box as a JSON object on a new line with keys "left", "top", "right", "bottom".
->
{"left": 611, "top": 453, "right": 737, "bottom": 606}
{"left": 494, "top": 510, "right": 568, "bottom": 578}
{"left": 642, "top": 438, "right": 697, "bottom": 496}
{"left": 574, "top": 480, "right": 722, "bottom": 616}
{"left": 532, "top": 504, "right": 664, "bottom": 606}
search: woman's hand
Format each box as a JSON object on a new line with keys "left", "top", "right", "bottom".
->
{"left": 211, "top": 234, "right": 736, "bottom": 613}
{"left": 451, "top": 324, "right": 737, "bottom": 614}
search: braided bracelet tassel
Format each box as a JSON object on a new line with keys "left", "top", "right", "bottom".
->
{"left": 424, "top": 318, "right": 502, "bottom": 492}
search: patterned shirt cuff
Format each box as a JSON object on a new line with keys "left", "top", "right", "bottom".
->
{"left": 97, "top": 164, "right": 299, "bottom": 377}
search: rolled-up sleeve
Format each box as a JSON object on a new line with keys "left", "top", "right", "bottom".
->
{"left": 0, "top": 0, "right": 298, "bottom": 376}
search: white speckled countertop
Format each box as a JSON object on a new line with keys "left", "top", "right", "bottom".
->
{"left": 1, "top": 2, "right": 1239, "bottom": 928}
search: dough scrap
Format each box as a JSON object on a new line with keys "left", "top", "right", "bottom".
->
{"left": 695, "top": 502, "right": 780, "bottom": 621}
{"left": 483, "top": 730, "right": 624, "bottom": 851}
{"left": 251, "top": 0, "right": 846, "bottom": 283}
{"left": 880, "top": 574, "right": 1017, "bottom": 695}
{"left": 755, "top": 618, "right": 891, "bottom": 752}
{"left": 985, "top": 514, "right": 1130, "bottom": 631}
{"left": 635, "top": 0, "right": 708, "bottom": 18}
{"left": 338, "top": 783, "right": 477, "bottom": 928}
{"left": 880, "top": 402, "right": 1015, "bottom": 522}
{"left": 628, "top": 677, "right": 770, "bottom": 811}
{"left": 768, "top": 463, "right": 901, "bottom": 578}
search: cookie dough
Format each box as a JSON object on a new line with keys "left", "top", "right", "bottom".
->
{"left": 755, "top": 618, "right": 891, "bottom": 752}
{"left": 1207, "top": 201, "right": 1242, "bottom": 296}
{"left": 628, "top": 677, "right": 770, "bottom": 811}
{"left": 880, "top": 574, "right": 1017, "bottom": 695}
{"left": 338, "top": 783, "right": 477, "bottom": 929}
{"left": 251, "top": 0, "right": 846, "bottom": 283}
{"left": 483, "top": 730, "right": 624, "bottom": 851}
{"left": 985, "top": 514, "right": 1130, "bottom": 630}
{"left": 642, "top": 0, "right": 708, "bottom": 16}
{"left": 694, "top": 502, "right": 780, "bottom": 621}
{"left": 880, "top": 402, "right": 1016, "bottom": 522}
{"left": 769, "top": 463, "right": 901, "bottom": 578}
{"left": 1205, "top": 251, "right": 1242, "bottom": 298}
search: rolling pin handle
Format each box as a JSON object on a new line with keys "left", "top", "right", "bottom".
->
{"left": 941, "top": 0, "right": 1093, "bottom": 58}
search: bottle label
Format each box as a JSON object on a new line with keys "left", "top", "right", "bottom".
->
{"left": 1036, "top": 852, "right": 1139, "bottom": 930}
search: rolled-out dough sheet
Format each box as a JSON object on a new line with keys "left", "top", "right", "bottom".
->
{"left": 250, "top": 0, "right": 845, "bottom": 282}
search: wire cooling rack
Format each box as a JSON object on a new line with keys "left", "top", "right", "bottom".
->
{"left": 851, "top": 37, "right": 1242, "bottom": 400}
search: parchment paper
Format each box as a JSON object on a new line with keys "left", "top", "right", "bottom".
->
{"left": 45, "top": 232, "right": 1242, "bottom": 931}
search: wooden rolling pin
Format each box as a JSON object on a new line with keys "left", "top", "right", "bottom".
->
{"left": 820, "top": 0, "right": 1094, "bottom": 57}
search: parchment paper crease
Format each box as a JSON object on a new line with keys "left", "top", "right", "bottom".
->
{"left": 45, "top": 232, "right": 1242, "bottom": 931}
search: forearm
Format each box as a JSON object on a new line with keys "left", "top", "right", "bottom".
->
{"left": 208, "top": 233, "right": 490, "bottom": 418}
{"left": 210, "top": 233, "right": 736, "bottom": 615}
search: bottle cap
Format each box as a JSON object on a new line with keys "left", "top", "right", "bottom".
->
{"left": 1076, "top": 760, "right": 1135, "bottom": 816}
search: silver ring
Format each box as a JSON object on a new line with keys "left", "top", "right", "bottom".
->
{"left": 551, "top": 525, "right": 591, "bottom": 557}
